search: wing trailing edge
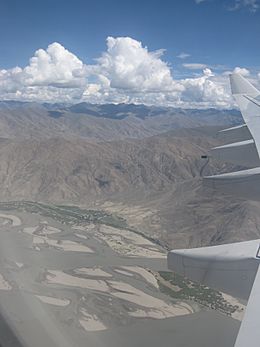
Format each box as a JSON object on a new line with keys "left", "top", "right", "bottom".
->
{"left": 204, "top": 167, "right": 260, "bottom": 200}
{"left": 203, "top": 74, "right": 260, "bottom": 197}
{"left": 218, "top": 124, "right": 252, "bottom": 143}
{"left": 230, "top": 74, "right": 260, "bottom": 158}
{"left": 168, "top": 240, "right": 260, "bottom": 300}
{"left": 234, "top": 264, "right": 260, "bottom": 346}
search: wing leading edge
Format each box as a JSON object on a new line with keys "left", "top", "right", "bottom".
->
{"left": 167, "top": 73, "right": 260, "bottom": 347}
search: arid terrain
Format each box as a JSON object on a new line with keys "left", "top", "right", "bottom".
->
{"left": 0, "top": 101, "right": 252, "bottom": 346}
{"left": 0, "top": 202, "right": 241, "bottom": 347}
{"left": 0, "top": 102, "right": 257, "bottom": 250}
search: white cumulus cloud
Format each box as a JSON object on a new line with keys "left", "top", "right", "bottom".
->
{"left": 180, "top": 69, "right": 232, "bottom": 107}
{"left": 23, "top": 42, "right": 87, "bottom": 87}
{"left": 0, "top": 42, "right": 88, "bottom": 101}
{"left": 233, "top": 66, "right": 250, "bottom": 76}
{"left": 0, "top": 37, "right": 256, "bottom": 108}
{"left": 95, "top": 36, "right": 182, "bottom": 93}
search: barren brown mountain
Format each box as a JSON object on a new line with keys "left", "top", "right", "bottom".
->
{"left": 0, "top": 101, "right": 259, "bottom": 250}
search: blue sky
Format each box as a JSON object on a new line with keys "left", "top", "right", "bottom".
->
{"left": 1, "top": 0, "right": 260, "bottom": 71}
{"left": 0, "top": 0, "right": 259, "bottom": 107}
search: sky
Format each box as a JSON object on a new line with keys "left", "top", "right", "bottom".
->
{"left": 0, "top": 0, "right": 260, "bottom": 108}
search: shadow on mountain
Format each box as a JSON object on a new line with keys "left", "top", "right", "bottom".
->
{"left": 47, "top": 111, "right": 64, "bottom": 118}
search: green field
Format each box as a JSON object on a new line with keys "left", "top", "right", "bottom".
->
{"left": 0, "top": 201, "right": 127, "bottom": 228}
{"left": 158, "top": 271, "right": 240, "bottom": 316}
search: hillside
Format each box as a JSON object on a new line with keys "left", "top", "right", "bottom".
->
{"left": 0, "top": 101, "right": 257, "bottom": 251}
{"left": 101, "top": 178, "right": 260, "bottom": 250}
{"left": 0, "top": 127, "right": 224, "bottom": 202}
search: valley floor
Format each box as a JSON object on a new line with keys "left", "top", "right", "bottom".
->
{"left": 0, "top": 201, "right": 243, "bottom": 347}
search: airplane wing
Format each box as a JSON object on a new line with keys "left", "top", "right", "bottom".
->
{"left": 168, "top": 240, "right": 260, "bottom": 347}
{"left": 168, "top": 73, "right": 260, "bottom": 347}
{"left": 204, "top": 73, "right": 260, "bottom": 200}
{"left": 235, "top": 262, "right": 260, "bottom": 346}
{"left": 168, "top": 239, "right": 260, "bottom": 301}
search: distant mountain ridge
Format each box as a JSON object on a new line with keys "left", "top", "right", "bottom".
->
{"left": 0, "top": 100, "right": 241, "bottom": 141}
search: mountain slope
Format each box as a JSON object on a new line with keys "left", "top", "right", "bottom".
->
{"left": 0, "top": 102, "right": 256, "bottom": 251}
{"left": 0, "top": 127, "right": 225, "bottom": 202}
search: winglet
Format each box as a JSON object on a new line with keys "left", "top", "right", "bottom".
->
{"left": 230, "top": 73, "right": 259, "bottom": 96}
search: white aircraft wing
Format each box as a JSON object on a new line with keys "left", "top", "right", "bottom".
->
{"left": 168, "top": 73, "right": 260, "bottom": 347}
{"left": 168, "top": 240, "right": 260, "bottom": 346}
{"left": 168, "top": 239, "right": 260, "bottom": 300}
{"left": 230, "top": 73, "right": 260, "bottom": 153}
{"left": 235, "top": 262, "right": 260, "bottom": 346}
{"left": 204, "top": 73, "right": 260, "bottom": 199}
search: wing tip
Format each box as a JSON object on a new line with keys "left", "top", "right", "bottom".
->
{"left": 230, "top": 73, "right": 259, "bottom": 96}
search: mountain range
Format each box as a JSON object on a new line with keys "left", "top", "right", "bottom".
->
{"left": 0, "top": 100, "right": 241, "bottom": 140}
{"left": 0, "top": 101, "right": 258, "bottom": 250}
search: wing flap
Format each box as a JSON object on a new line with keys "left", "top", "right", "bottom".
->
{"left": 203, "top": 167, "right": 260, "bottom": 200}
{"left": 219, "top": 124, "right": 252, "bottom": 143}
{"left": 211, "top": 139, "right": 259, "bottom": 167}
